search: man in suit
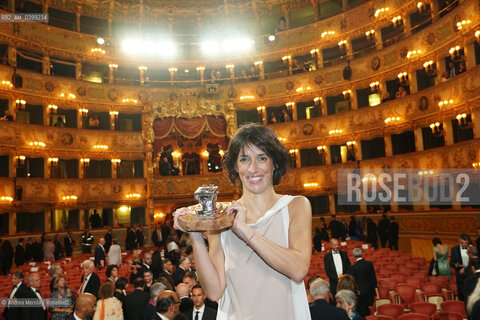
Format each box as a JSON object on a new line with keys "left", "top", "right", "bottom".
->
{"left": 81, "top": 229, "right": 94, "bottom": 253}
{"left": 153, "top": 290, "right": 188, "bottom": 320}
{"left": 64, "top": 231, "right": 75, "bottom": 257}
{"left": 348, "top": 248, "right": 377, "bottom": 317}
{"left": 136, "top": 225, "right": 145, "bottom": 248}
{"left": 378, "top": 214, "right": 390, "bottom": 248}
{"left": 309, "top": 278, "right": 349, "bottom": 320}
{"left": 79, "top": 259, "right": 100, "bottom": 298}
{"left": 450, "top": 233, "right": 471, "bottom": 301}
{"left": 125, "top": 277, "right": 150, "bottom": 320}
{"left": 94, "top": 238, "right": 106, "bottom": 269}
{"left": 3, "top": 271, "right": 30, "bottom": 320}
{"left": 24, "top": 237, "right": 34, "bottom": 261}
{"left": 185, "top": 285, "right": 217, "bottom": 320}
{"left": 176, "top": 283, "right": 194, "bottom": 314}
{"left": 388, "top": 216, "right": 399, "bottom": 250}
{"left": 160, "top": 258, "right": 176, "bottom": 288}
{"left": 324, "top": 238, "right": 351, "bottom": 296}
{"left": 329, "top": 215, "right": 344, "bottom": 240}
{"left": 464, "top": 257, "right": 480, "bottom": 304}
{"left": 68, "top": 293, "right": 97, "bottom": 320}
{"left": 14, "top": 238, "right": 25, "bottom": 266}
{"left": 21, "top": 273, "right": 47, "bottom": 320}
{"left": 142, "top": 282, "right": 167, "bottom": 320}
{"left": 104, "top": 227, "right": 113, "bottom": 253}
{"left": 151, "top": 222, "right": 169, "bottom": 249}
{"left": 173, "top": 257, "right": 191, "bottom": 286}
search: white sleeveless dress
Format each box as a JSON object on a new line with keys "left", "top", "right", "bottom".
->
{"left": 217, "top": 195, "right": 311, "bottom": 320}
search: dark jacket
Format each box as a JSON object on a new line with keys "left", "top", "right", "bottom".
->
{"left": 80, "top": 272, "right": 100, "bottom": 298}
{"left": 3, "top": 281, "right": 30, "bottom": 320}
{"left": 179, "top": 296, "right": 194, "bottom": 314}
{"left": 104, "top": 231, "right": 113, "bottom": 253}
{"left": 463, "top": 272, "right": 480, "bottom": 304}
{"left": 309, "top": 299, "right": 349, "bottom": 320}
{"left": 21, "top": 287, "right": 48, "bottom": 320}
{"left": 136, "top": 229, "right": 145, "bottom": 248}
{"left": 329, "top": 220, "right": 344, "bottom": 240}
{"left": 348, "top": 258, "right": 378, "bottom": 316}
{"left": 64, "top": 235, "right": 74, "bottom": 257}
{"left": 94, "top": 244, "right": 106, "bottom": 268}
{"left": 324, "top": 250, "right": 351, "bottom": 295}
{"left": 185, "top": 306, "right": 217, "bottom": 320}
{"left": 14, "top": 243, "right": 25, "bottom": 266}
{"left": 125, "top": 288, "right": 150, "bottom": 320}
{"left": 173, "top": 267, "right": 187, "bottom": 286}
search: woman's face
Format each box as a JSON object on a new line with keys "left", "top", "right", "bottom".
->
{"left": 236, "top": 144, "right": 274, "bottom": 195}
{"left": 58, "top": 277, "right": 65, "bottom": 288}
{"left": 112, "top": 267, "right": 118, "bottom": 278}
{"left": 57, "top": 267, "right": 63, "bottom": 276}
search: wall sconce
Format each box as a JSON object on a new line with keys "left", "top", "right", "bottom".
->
{"left": 384, "top": 117, "right": 400, "bottom": 124}
{"left": 126, "top": 193, "right": 141, "bottom": 199}
{"left": 48, "top": 157, "right": 59, "bottom": 167}
{"left": 79, "top": 108, "right": 89, "bottom": 118}
{"left": 370, "top": 82, "right": 379, "bottom": 93}
{"left": 317, "top": 146, "right": 327, "bottom": 153}
{"left": 338, "top": 40, "right": 347, "bottom": 54}
{"left": 168, "top": 67, "right": 177, "bottom": 73}
{"left": 476, "top": 31, "right": 480, "bottom": 43}
{"left": 423, "top": 61, "right": 436, "bottom": 75}
{"left": 196, "top": 66, "right": 205, "bottom": 72}
{"left": 111, "top": 159, "right": 121, "bottom": 168}
{"left": 59, "top": 93, "right": 76, "bottom": 99}
{"left": 109, "top": 111, "right": 119, "bottom": 121}
{"left": 361, "top": 175, "right": 377, "bottom": 183}
{"left": 296, "top": 86, "right": 311, "bottom": 93}
{"left": 138, "top": 66, "right": 148, "bottom": 71}
{"left": 289, "top": 149, "right": 298, "bottom": 155}
{"left": 392, "top": 16, "right": 403, "bottom": 28}
{"left": 456, "top": 113, "right": 472, "bottom": 129}
{"left": 240, "top": 95, "right": 254, "bottom": 100}
{"left": 456, "top": 20, "right": 471, "bottom": 31}
{"left": 418, "top": 170, "right": 434, "bottom": 176}
{"left": 365, "top": 29, "right": 375, "bottom": 41}
{"left": 90, "top": 48, "right": 105, "bottom": 54}
{"left": 321, "top": 31, "right": 335, "bottom": 38}
{"left": 429, "top": 122, "right": 444, "bottom": 137}
{"left": 93, "top": 145, "right": 108, "bottom": 150}
{"left": 282, "top": 55, "right": 291, "bottom": 64}
{"left": 310, "top": 49, "right": 319, "bottom": 57}
{"left": 219, "top": 149, "right": 225, "bottom": 157}
{"left": 16, "top": 155, "right": 26, "bottom": 166}
{"left": 122, "top": 98, "right": 138, "bottom": 103}
{"left": 109, "top": 63, "right": 118, "bottom": 70}
{"left": 225, "top": 64, "right": 235, "bottom": 70}
{"left": 29, "top": 141, "right": 46, "bottom": 147}
{"left": 286, "top": 102, "right": 295, "bottom": 112}
{"left": 374, "top": 7, "right": 389, "bottom": 17}
{"left": 62, "top": 195, "right": 78, "bottom": 201}
{"left": 1, "top": 80, "right": 13, "bottom": 88}
{"left": 346, "top": 141, "right": 356, "bottom": 148}
{"left": 303, "top": 182, "right": 318, "bottom": 188}
{"left": 472, "top": 162, "right": 480, "bottom": 169}
{"left": 15, "top": 99, "right": 26, "bottom": 110}
{"left": 0, "top": 196, "right": 13, "bottom": 202}
{"left": 278, "top": 137, "right": 287, "bottom": 142}
{"left": 48, "top": 104, "right": 58, "bottom": 114}
{"left": 80, "top": 158, "right": 90, "bottom": 167}
{"left": 201, "top": 150, "right": 209, "bottom": 158}
{"left": 438, "top": 99, "right": 454, "bottom": 108}
{"left": 257, "top": 105, "right": 265, "bottom": 113}
{"left": 449, "top": 46, "right": 462, "bottom": 60}
{"left": 254, "top": 61, "right": 263, "bottom": 67}
{"left": 406, "top": 50, "right": 421, "bottom": 59}
{"left": 417, "top": 2, "right": 427, "bottom": 13}
{"left": 329, "top": 129, "right": 343, "bottom": 135}
{"left": 342, "top": 90, "right": 352, "bottom": 99}
{"left": 397, "top": 72, "right": 409, "bottom": 85}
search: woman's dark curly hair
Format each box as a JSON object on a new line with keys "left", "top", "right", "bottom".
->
{"left": 223, "top": 123, "right": 289, "bottom": 187}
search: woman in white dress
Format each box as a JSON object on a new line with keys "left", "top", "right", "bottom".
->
{"left": 107, "top": 239, "right": 122, "bottom": 266}
{"left": 174, "top": 123, "right": 312, "bottom": 320}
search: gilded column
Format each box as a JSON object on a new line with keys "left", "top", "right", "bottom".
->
{"left": 444, "top": 121, "right": 454, "bottom": 145}
{"left": 384, "top": 134, "right": 393, "bottom": 156}
{"left": 471, "top": 109, "right": 480, "bottom": 138}
{"left": 465, "top": 42, "right": 476, "bottom": 70}
{"left": 291, "top": 103, "right": 298, "bottom": 121}
{"left": 42, "top": 0, "right": 49, "bottom": 13}
{"left": 7, "top": 0, "right": 14, "bottom": 13}
{"left": 45, "top": 210, "right": 51, "bottom": 232}
{"left": 7, "top": 46, "right": 16, "bottom": 67}
{"left": 42, "top": 55, "right": 50, "bottom": 75}
{"left": 320, "top": 97, "right": 327, "bottom": 116}
{"left": 79, "top": 209, "right": 85, "bottom": 229}
{"left": 9, "top": 155, "right": 15, "bottom": 178}
{"left": 328, "top": 194, "right": 336, "bottom": 214}
{"left": 75, "top": 60, "right": 82, "bottom": 80}
{"left": 414, "top": 127, "right": 424, "bottom": 151}
{"left": 76, "top": 6, "right": 81, "bottom": 32}
{"left": 430, "top": 0, "right": 440, "bottom": 22}
{"left": 8, "top": 211, "right": 16, "bottom": 235}
{"left": 408, "top": 71, "right": 418, "bottom": 94}
{"left": 342, "top": 0, "right": 348, "bottom": 11}
{"left": 349, "top": 91, "right": 357, "bottom": 110}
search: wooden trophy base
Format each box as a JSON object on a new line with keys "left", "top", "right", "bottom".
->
{"left": 178, "top": 202, "right": 234, "bottom": 231}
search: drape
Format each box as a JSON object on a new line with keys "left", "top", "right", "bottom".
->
{"left": 153, "top": 116, "right": 227, "bottom": 139}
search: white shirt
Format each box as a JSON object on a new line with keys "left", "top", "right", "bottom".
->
{"left": 460, "top": 247, "right": 469, "bottom": 267}
{"left": 192, "top": 304, "right": 205, "bottom": 320}
{"left": 73, "top": 312, "right": 83, "bottom": 320}
{"left": 332, "top": 251, "right": 343, "bottom": 277}
{"left": 156, "top": 312, "right": 170, "bottom": 320}
{"left": 32, "top": 288, "right": 46, "bottom": 310}
{"left": 81, "top": 273, "right": 92, "bottom": 293}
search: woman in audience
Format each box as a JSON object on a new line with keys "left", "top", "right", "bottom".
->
{"left": 127, "top": 249, "right": 143, "bottom": 283}
{"left": 336, "top": 289, "right": 365, "bottom": 320}
{"left": 432, "top": 237, "right": 451, "bottom": 281}
{"left": 108, "top": 239, "right": 122, "bottom": 266}
{"left": 49, "top": 263, "right": 64, "bottom": 291}
{"left": 174, "top": 123, "right": 312, "bottom": 319}
{"left": 467, "top": 278, "right": 480, "bottom": 320}
{"left": 50, "top": 275, "right": 75, "bottom": 320}
{"left": 337, "top": 274, "right": 368, "bottom": 317}
{"left": 114, "top": 277, "right": 128, "bottom": 317}
{"left": 43, "top": 238, "right": 55, "bottom": 262}
{"left": 106, "top": 265, "right": 119, "bottom": 283}
{"left": 125, "top": 227, "right": 137, "bottom": 251}
{"left": 93, "top": 282, "right": 124, "bottom": 320}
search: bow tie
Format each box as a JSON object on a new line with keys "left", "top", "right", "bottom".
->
{"left": 332, "top": 251, "right": 339, "bottom": 254}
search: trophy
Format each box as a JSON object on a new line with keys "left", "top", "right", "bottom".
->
{"left": 177, "top": 184, "right": 234, "bottom": 231}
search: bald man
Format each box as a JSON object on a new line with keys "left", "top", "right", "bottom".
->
{"left": 176, "top": 282, "right": 193, "bottom": 314}
{"left": 94, "top": 238, "right": 106, "bottom": 269}
{"left": 68, "top": 293, "right": 97, "bottom": 320}
{"left": 153, "top": 291, "right": 187, "bottom": 320}
{"left": 22, "top": 273, "right": 47, "bottom": 320}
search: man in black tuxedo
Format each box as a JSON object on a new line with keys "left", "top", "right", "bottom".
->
{"left": 24, "top": 237, "right": 34, "bottom": 261}
{"left": 151, "top": 222, "right": 169, "bottom": 249}
{"left": 185, "top": 285, "right": 217, "bottom": 320}
{"left": 125, "top": 277, "right": 150, "bottom": 320}
{"left": 94, "top": 238, "right": 106, "bottom": 269}
{"left": 3, "top": 271, "right": 30, "bottom": 320}
{"left": 309, "top": 278, "right": 349, "bottom": 320}
{"left": 464, "top": 257, "right": 480, "bottom": 304}
{"left": 104, "top": 227, "right": 113, "bottom": 253}
{"left": 348, "top": 248, "right": 377, "bottom": 317}
{"left": 388, "top": 217, "right": 399, "bottom": 250}
{"left": 14, "top": 238, "right": 25, "bottom": 266}
{"left": 64, "top": 231, "right": 75, "bottom": 257}
{"left": 324, "top": 238, "right": 351, "bottom": 296}
{"left": 160, "top": 258, "right": 176, "bottom": 288}
{"left": 79, "top": 260, "right": 100, "bottom": 298}
{"left": 68, "top": 293, "right": 97, "bottom": 320}
{"left": 378, "top": 214, "right": 390, "bottom": 248}
{"left": 450, "top": 233, "right": 471, "bottom": 301}
{"left": 329, "top": 215, "right": 344, "bottom": 240}
{"left": 21, "top": 273, "right": 47, "bottom": 320}
{"left": 152, "top": 290, "right": 188, "bottom": 320}
{"left": 173, "top": 257, "right": 191, "bottom": 286}
{"left": 177, "top": 283, "right": 194, "bottom": 314}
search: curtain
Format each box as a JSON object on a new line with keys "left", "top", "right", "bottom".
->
{"left": 153, "top": 116, "right": 227, "bottom": 139}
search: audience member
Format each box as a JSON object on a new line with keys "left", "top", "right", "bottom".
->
{"left": 69, "top": 293, "right": 97, "bottom": 320}
{"left": 32, "top": 237, "right": 44, "bottom": 262}
{"left": 176, "top": 282, "right": 193, "bottom": 314}
{"left": 151, "top": 249, "right": 164, "bottom": 280}
{"left": 54, "top": 234, "right": 64, "bottom": 260}
{"left": 313, "top": 228, "right": 323, "bottom": 252}
{"left": 125, "top": 277, "right": 149, "bottom": 320}
{"left": 324, "top": 238, "right": 351, "bottom": 296}
{"left": 466, "top": 274, "right": 480, "bottom": 320}
{"left": 451, "top": 233, "right": 472, "bottom": 301}
{"left": 114, "top": 277, "right": 129, "bottom": 316}
{"left": 185, "top": 285, "right": 217, "bottom": 320}
{"left": 93, "top": 282, "right": 123, "bottom": 320}
{"left": 329, "top": 215, "right": 344, "bottom": 240}
{"left": 79, "top": 260, "right": 100, "bottom": 298}
{"left": 388, "top": 216, "right": 399, "bottom": 250}
{"left": 23, "top": 272, "right": 48, "bottom": 320}
{"left": 14, "top": 238, "right": 25, "bottom": 266}
{"left": 105, "top": 227, "right": 113, "bottom": 253}
{"left": 448, "top": 61, "right": 456, "bottom": 78}
{"left": 347, "top": 248, "right": 377, "bottom": 317}
{"left": 49, "top": 263, "right": 64, "bottom": 291}
{"left": 476, "top": 226, "right": 480, "bottom": 250}
{"left": 126, "top": 227, "right": 138, "bottom": 251}
{"left": 441, "top": 71, "right": 449, "bottom": 82}
{"left": 432, "top": 237, "right": 450, "bottom": 281}
{"left": 25, "top": 237, "right": 34, "bottom": 261}
{"left": 106, "top": 265, "right": 119, "bottom": 283}
{"left": 182, "top": 271, "right": 197, "bottom": 293}
{"left": 89, "top": 210, "right": 102, "bottom": 229}
{"left": 108, "top": 239, "right": 122, "bottom": 266}
{"left": 173, "top": 257, "right": 190, "bottom": 286}
{"left": 292, "top": 59, "right": 305, "bottom": 74}
{"left": 3, "top": 271, "right": 29, "bottom": 320}
{"left": 53, "top": 116, "right": 65, "bottom": 127}
{"left": 1, "top": 239, "right": 13, "bottom": 274}
{"left": 143, "top": 282, "right": 167, "bottom": 320}
{"left": 50, "top": 275, "right": 75, "bottom": 320}
{"left": 458, "top": 61, "right": 466, "bottom": 74}
{"left": 336, "top": 289, "right": 365, "bottom": 320}
{"left": 0, "top": 110, "right": 13, "bottom": 121}
{"left": 142, "top": 251, "right": 153, "bottom": 274}
{"left": 275, "top": 16, "right": 286, "bottom": 32}
{"left": 136, "top": 225, "right": 145, "bottom": 248}
{"left": 153, "top": 291, "right": 183, "bottom": 320}
{"left": 464, "top": 257, "right": 480, "bottom": 305}
{"left": 281, "top": 108, "right": 291, "bottom": 122}
{"left": 395, "top": 86, "right": 408, "bottom": 99}
{"left": 88, "top": 115, "right": 100, "bottom": 128}
{"left": 94, "top": 238, "right": 106, "bottom": 269}
{"left": 378, "top": 214, "right": 390, "bottom": 248}
{"left": 152, "top": 222, "right": 169, "bottom": 250}
{"left": 160, "top": 157, "right": 172, "bottom": 176}
{"left": 269, "top": 111, "right": 278, "bottom": 124}
{"left": 381, "top": 92, "right": 392, "bottom": 102}
{"left": 128, "top": 249, "right": 143, "bottom": 283}
{"left": 144, "top": 270, "right": 154, "bottom": 294}
{"left": 366, "top": 218, "right": 378, "bottom": 249}
{"left": 309, "top": 278, "right": 349, "bottom": 320}
{"left": 81, "top": 229, "right": 94, "bottom": 253}
{"left": 43, "top": 238, "right": 55, "bottom": 262}
{"left": 64, "top": 231, "right": 75, "bottom": 257}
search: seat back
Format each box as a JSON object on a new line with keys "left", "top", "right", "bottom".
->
{"left": 379, "top": 278, "right": 398, "bottom": 291}
{"left": 409, "top": 302, "right": 437, "bottom": 316}
{"left": 377, "top": 303, "right": 405, "bottom": 320}
{"left": 397, "top": 313, "right": 430, "bottom": 320}
{"left": 395, "top": 284, "right": 417, "bottom": 306}
{"left": 440, "top": 301, "right": 466, "bottom": 318}
{"left": 432, "top": 311, "right": 464, "bottom": 320}
{"left": 420, "top": 282, "right": 441, "bottom": 294}
{"left": 366, "top": 316, "right": 393, "bottom": 320}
